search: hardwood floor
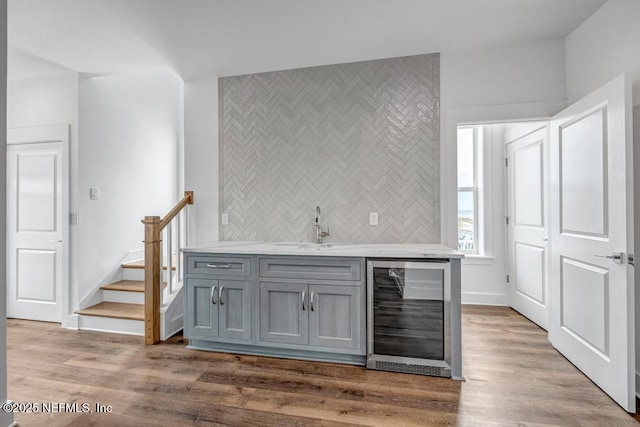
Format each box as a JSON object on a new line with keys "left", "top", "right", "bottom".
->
{"left": 7, "top": 306, "right": 640, "bottom": 426}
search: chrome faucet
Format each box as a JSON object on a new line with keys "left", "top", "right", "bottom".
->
{"left": 314, "top": 206, "right": 330, "bottom": 244}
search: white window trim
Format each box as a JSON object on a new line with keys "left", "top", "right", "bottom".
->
{"left": 457, "top": 126, "right": 485, "bottom": 255}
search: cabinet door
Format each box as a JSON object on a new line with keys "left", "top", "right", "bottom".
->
{"left": 185, "top": 278, "right": 219, "bottom": 339}
{"left": 308, "top": 284, "right": 362, "bottom": 351}
{"left": 259, "top": 282, "right": 309, "bottom": 345}
{"left": 218, "top": 280, "right": 252, "bottom": 341}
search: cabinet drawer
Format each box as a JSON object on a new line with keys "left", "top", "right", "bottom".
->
{"left": 186, "top": 256, "right": 251, "bottom": 277}
{"left": 259, "top": 257, "right": 361, "bottom": 281}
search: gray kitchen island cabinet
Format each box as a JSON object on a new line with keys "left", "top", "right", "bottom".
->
{"left": 183, "top": 242, "right": 462, "bottom": 377}
{"left": 184, "top": 252, "right": 366, "bottom": 364}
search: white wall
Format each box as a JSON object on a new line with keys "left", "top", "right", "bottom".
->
{"left": 77, "top": 70, "right": 182, "bottom": 307}
{"left": 0, "top": 1, "right": 10, "bottom": 424}
{"left": 7, "top": 72, "right": 80, "bottom": 323}
{"left": 7, "top": 73, "right": 78, "bottom": 127}
{"left": 440, "top": 39, "right": 567, "bottom": 305}
{"left": 184, "top": 77, "right": 219, "bottom": 245}
{"left": 442, "top": 39, "right": 566, "bottom": 110}
{"left": 566, "top": 0, "right": 640, "bottom": 106}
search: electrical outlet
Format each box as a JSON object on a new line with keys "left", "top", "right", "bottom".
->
{"left": 369, "top": 212, "right": 378, "bottom": 226}
{"left": 221, "top": 213, "right": 229, "bottom": 225}
{"left": 90, "top": 187, "right": 100, "bottom": 200}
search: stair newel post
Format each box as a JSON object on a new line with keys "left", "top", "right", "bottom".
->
{"left": 143, "top": 215, "right": 162, "bottom": 345}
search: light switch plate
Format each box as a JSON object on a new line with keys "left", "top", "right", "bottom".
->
{"left": 221, "top": 213, "right": 229, "bottom": 225}
{"left": 90, "top": 188, "right": 100, "bottom": 200}
{"left": 369, "top": 212, "right": 378, "bottom": 226}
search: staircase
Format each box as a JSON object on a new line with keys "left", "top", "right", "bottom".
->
{"left": 74, "top": 191, "right": 193, "bottom": 342}
{"left": 75, "top": 259, "right": 178, "bottom": 337}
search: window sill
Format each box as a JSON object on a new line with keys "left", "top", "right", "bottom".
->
{"left": 461, "top": 255, "right": 495, "bottom": 266}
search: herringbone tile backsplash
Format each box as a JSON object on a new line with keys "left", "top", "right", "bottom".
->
{"left": 219, "top": 54, "right": 440, "bottom": 243}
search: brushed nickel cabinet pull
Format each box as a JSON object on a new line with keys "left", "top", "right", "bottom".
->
{"left": 211, "top": 286, "right": 217, "bottom": 304}
{"left": 206, "top": 263, "right": 232, "bottom": 269}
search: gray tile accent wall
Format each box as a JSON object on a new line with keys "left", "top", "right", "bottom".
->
{"left": 219, "top": 54, "right": 440, "bottom": 243}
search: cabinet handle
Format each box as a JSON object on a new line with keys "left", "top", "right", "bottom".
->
{"left": 310, "top": 291, "right": 315, "bottom": 312}
{"left": 301, "top": 291, "right": 306, "bottom": 311}
{"left": 211, "top": 286, "right": 217, "bottom": 305}
{"left": 219, "top": 286, "right": 225, "bottom": 305}
{"left": 206, "top": 263, "right": 231, "bottom": 269}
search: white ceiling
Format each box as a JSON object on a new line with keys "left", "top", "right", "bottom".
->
{"left": 9, "top": 0, "right": 607, "bottom": 81}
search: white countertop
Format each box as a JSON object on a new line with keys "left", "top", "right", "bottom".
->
{"left": 183, "top": 241, "right": 464, "bottom": 259}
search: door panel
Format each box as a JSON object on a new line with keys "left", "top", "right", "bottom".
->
{"left": 309, "top": 284, "right": 361, "bottom": 350}
{"left": 7, "top": 134, "right": 67, "bottom": 323}
{"left": 514, "top": 142, "right": 544, "bottom": 227}
{"left": 17, "top": 152, "right": 57, "bottom": 231}
{"left": 507, "top": 126, "right": 549, "bottom": 329}
{"left": 17, "top": 249, "right": 57, "bottom": 302}
{"left": 560, "top": 258, "right": 608, "bottom": 355}
{"left": 514, "top": 243, "right": 545, "bottom": 305}
{"left": 219, "top": 280, "right": 251, "bottom": 340}
{"left": 559, "top": 108, "right": 607, "bottom": 237}
{"left": 259, "top": 282, "right": 308, "bottom": 345}
{"left": 550, "top": 74, "right": 634, "bottom": 412}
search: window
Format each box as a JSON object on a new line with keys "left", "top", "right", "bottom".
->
{"left": 457, "top": 126, "right": 483, "bottom": 254}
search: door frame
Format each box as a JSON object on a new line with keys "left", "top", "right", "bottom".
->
{"left": 441, "top": 101, "right": 565, "bottom": 250}
{"left": 7, "top": 124, "right": 70, "bottom": 324}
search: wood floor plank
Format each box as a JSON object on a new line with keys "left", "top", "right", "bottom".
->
{"left": 244, "top": 387, "right": 458, "bottom": 426}
{"left": 6, "top": 306, "right": 640, "bottom": 426}
{"left": 198, "top": 369, "right": 366, "bottom": 402}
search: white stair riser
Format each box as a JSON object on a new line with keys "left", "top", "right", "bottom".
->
{"left": 122, "top": 268, "right": 176, "bottom": 282}
{"left": 78, "top": 315, "right": 144, "bottom": 336}
{"left": 103, "top": 290, "right": 144, "bottom": 305}
{"left": 122, "top": 268, "right": 144, "bottom": 281}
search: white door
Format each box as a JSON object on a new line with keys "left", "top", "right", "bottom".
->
{"left": 7, "top": 126, "right": 69, "bottom": 323}
{"left": 549, "top": 74, "right": 635, "bottom": 412}
{"left": 507, "top": 126, "right": 549, "bottom": 330}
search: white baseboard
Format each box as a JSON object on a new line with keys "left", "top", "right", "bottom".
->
{"left": 78, "top": 316, "right": 144, "bottom": 336}
{"left": 462, "top": 292, "right": 508, "bottom": 306}
{"left": 64, "top": 314, "right": 79, "bottom": 330}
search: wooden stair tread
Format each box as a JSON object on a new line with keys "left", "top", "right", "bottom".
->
{"left": 75, "top": 302, "right": 144, "bottom": 321}
{"left": 100, "top": 280, "right": 145, "bottom": 293}
{"left": 122, "top": 256, "right": 177, "bottom": 270}
{"left": 100, "top": 280, "right": 167, "bottom": 292}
